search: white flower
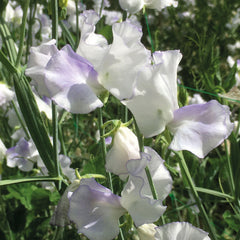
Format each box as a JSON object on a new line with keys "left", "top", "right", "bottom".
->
{"left": 119, "top": 0, "right": 178, "bottom": 14}
{"left": 0, "top": 83, "right": 14, "bottom": 107}
{"left": 154, "top": 222, "right": 211, "bottom": 240}
{"left": 137, "top": 223, "right": 157, "bottom": 240}
{"left": 105, "top": 126, "right": 140, "bottom": 180}
{"left": 120, "top": 147, "right": 172, "bottom": 226}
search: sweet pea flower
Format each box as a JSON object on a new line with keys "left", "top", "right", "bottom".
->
{"left": 6, "top": 138, "right": 40, "bottom": 172}
{"left": 122, "top": 50, "right": 182, "bottom": 137}
{"left": 0, "top": 139, "right": 7, "bottom": 162}
{"left": 168, "top": 100, "right": 234, "bottom": 158}
{"left": 26, "top": 40, "right": 104, "bottom": 114}
{"left": 120, "top": 147, "right": 172, "bottom": 226}
{"left": 43, "top": 44, "right": 103, "bottom": 113}
{"left": 119, "top": 0, "right": 178, "bottom": 14}
{"left": 25, "top": 40, "right": 58, "bottom": 97}
{"left": 105, "top": 126, "right": 140, "bottom": 180}
{"left": 154, "top": 222, "right": 211, "bottom": 240}
{"left": 68, "top": 178, "right": 126, "bottom": 240}
{"left": 137, "top": 223, "right": 157, "bottom": 240}
{"left": 77, "top": 10, "right": 151, "bottom": 100}
{"left": 0, "top": 82, "right": 14, "bottom": 107}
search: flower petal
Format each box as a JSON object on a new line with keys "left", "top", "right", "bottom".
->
{"left": 68, "top": 178, "right": 126, "bottom": 240}
{"left": 76, "top": 10, "right": 109, "bottom": 69}
{"left": 44, "top": 45, "right": 103, "bottom": 113}
{"left": 25, "top": 40, "right": 58, "bottom": 97}
{"left": 154, "top": 222, "right": 211, "bottom": 240}
{"left": 105, "top": 126, "right": 140, "bottom": 180}
{"left": 98, "top": 20, "right": 151, "bottom": 100}
{"left": 121, "top": 148, "right": 172, "bottom": 226}
{"left": 122, "top": 50, "right": 182, "bottom": 137}
{"left": 168, "top": 100, "right": 234, "bottom": 158}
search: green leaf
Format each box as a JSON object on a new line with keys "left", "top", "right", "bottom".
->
{"left": 0, "top": 176, "right": 62, "bottom": 186}
{"left": 223, "top": 210, "right": 240, "bottom": 232}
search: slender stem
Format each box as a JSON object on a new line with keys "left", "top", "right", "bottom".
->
{"left": 98, "top": 108, "right": 113, "bottom": 192}
{"left": 144, "top": 10, "right": 155, "bottom": 52}
{"left": 0, "top": 18, "right": 17, "bottom": 63}
{"left": 175, "top": 151, "right": 217, "bottom": 240}
{"left": 11, "top": 100, "right": 30, "bottom": 140}
{"left": 74, "top": 0, "right": 80, "bottom": 50}
{"left": 51, "top": 0, "right": 59, "bottom": 43}
{"left": 15, "top": 0, "right": 30, "bottom": 67}
{"left": 51, "top": 0, "right": 61, "bottom": 189}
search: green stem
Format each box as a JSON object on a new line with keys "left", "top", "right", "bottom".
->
{"left": 175, "top": 151, "right": 217, "bottom": 240}
{"left": 51, "top": 0, "right": 59, "bottom": 43}
{"left": 0, "top": 18, "right": 17, "bottom": 63}
{"left": 15, "top": 0, "right": 30, "bottom": 67}
{"left": 144, "top": 10, "right": 155, "bottom": 52}
{"left": 11, "top": 100, "right": 30, "bottom": 140}
{"left": 74, "top": 0, "right": 80, "bottom": 50}
{"left": 98, "top": 108, "right": 113, "bottom": 192}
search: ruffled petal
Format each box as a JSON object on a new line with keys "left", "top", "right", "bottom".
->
{"left": 168, "top": 100, "right": 234, "bottom": 158}
{"left": 68, "top": 178, "right": 126, "bottom": 240}
{"left": 122, "top": 50, "right": 182, "bottom": 138}
{"left": 98, "top": 20, "right": 151, "bottom": 100}
{"left": 25, "top": 40, "right": 58, "bottom": 97}
{"left": 154, "top": 222, "right": 211, "bottom": 240}
{"left": 76, "top": 10, "right": 109, "bottom": 69}
{"left": 44, "top": 44, "right": 103, "bottom": 113}
{"left": 120, "top": 148, "right": 172, "bottom": 226}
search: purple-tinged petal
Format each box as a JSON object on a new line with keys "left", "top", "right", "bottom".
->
{"left": 155, "top": 222, "right": 211, "bottom": 240}
{"left": 168, "top": 100, "right": 234, "bottom": 158}
{"left": 68, "top": 178, "right": 126, "bottom": 240}
{"left": 6, "top": 138, "right": 40, "bottom": 172}
{"left": 25, "top": 40, "right": 58, "bottom": 97}
{"left": 120, "top": 148, "right": 172, "bottom": 226}
{"left": 105, "top": 126, "right": 140, "bottom": 180}
{"left": 98, "top": 21, "right": 151, "bottom": 100}
{"left": 44, "top": 45, "right": 103, "bottom": 114}
{"left": 122, "top": 50, "right": 181, "bottom": 138}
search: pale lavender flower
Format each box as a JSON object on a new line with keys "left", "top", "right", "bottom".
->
{"left": 44, "top": 44, "right": 103, "bottom": 113}
{"left": 105, "top": 126, "right": 140, "bottom": 180}
{"left": 168, "top": 100, "right": 234, "bottom": 158}
{"left": 68, "top": 178, "right": 126, "bottom": 240}
{"left": 155, "top": 222, "right": 211, "bottom": 240}
{"left": 120, "top": 147, "right": 172, "bottom": 226}
{"left": 25, "top": 40, "right": 58, "bottom": 97}
{"left": 6, "top": 138, "right": 40, "bottom": 172}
